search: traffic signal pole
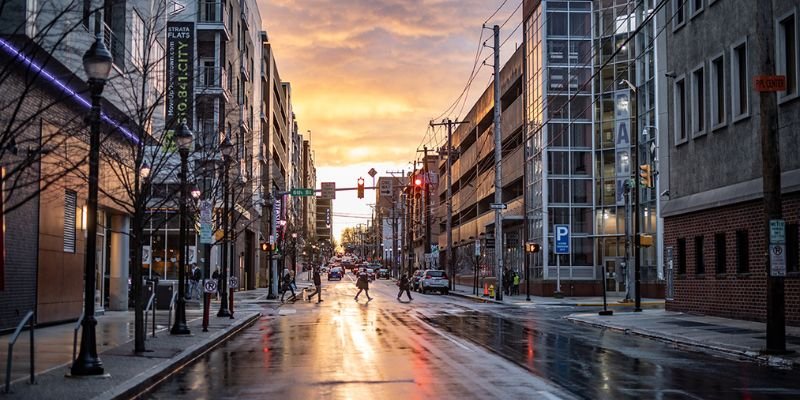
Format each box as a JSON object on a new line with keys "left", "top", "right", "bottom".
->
{"left": 492, "top": 25, "right": 503, "bottom": 301}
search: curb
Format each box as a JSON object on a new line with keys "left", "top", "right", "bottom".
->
{"left": 448, "top": 290, "right": 505, "bottom": 305}
{"left": 565, "top": 316, "right": 796, "bottom": 369}
{"left": 96, "top": 312, "right": 261, "bottom": 400}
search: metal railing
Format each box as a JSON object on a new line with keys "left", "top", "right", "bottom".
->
{"left": 4, "top": 310, "right": 35, "bottom": 393}
{"left": 167, "top": 290, "right": 178, "bottom": 328}
{"left": 196, "top": 66, "right": 227, "bottom": 90}
{"left": 143, "top": 292, "right": 156, "bottom": 339}
{"left": 71, "top": 312, "right": 84, "bottom": 364}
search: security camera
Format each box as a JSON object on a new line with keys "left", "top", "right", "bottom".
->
{"left": 660, "top": 189, "right": 670, "bottom": 197}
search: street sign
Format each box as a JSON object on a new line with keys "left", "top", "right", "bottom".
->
{"left": 554, "top": 224, "right": 570, "bottom": 254}
{"left": 321, "top": 182, "right": 336, "bottom": 199}
{"left": 770, "top": 219, "right": 786, "bottom": 244}
{"left": 199, "top": 199, "right": 213, "bottom": 244}
{"left": 204, "top": 279, "right": 217, "bottom": 294}
{"left": 486, "top": 238, "right": 495, "bottom": 247}
{"left": 490, "top": 203, "right": 507, "bottom": 210}
{"left": 368, "top": 168, "right": 377, "bottom": 178}
{"left": 229, "top": 276, "right": 239, "bottom": 289}
{"left": 379, "top": 179, "right": 392, "bottom": 197}
{"left": 291, "top": 188, "right": 315, "bottom": 196}
{"left": 771, "top": 244, "right": 787, "bottom": 277}
{"left": 754, "top": 75, "right": 787, "bottom": 92}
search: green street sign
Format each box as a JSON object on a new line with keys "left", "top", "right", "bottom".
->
{"left": 291, "top": 188, "right": 315, "bottom": 196}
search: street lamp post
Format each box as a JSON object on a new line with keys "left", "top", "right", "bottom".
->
{"left": 170, "top": 122, "right": 193, "bottom": 335}
{"left": 292, "top": 232, "right": 298, "bottom": 278}
{"left": 71, "top": 31, "right": 112, "bottom": 377}
{"left": 217, "top": 136, "right": 234, "bottom": 317}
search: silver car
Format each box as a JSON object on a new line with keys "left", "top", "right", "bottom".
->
{"left": 419, "top": 269, "right": 449, "bottom": 294}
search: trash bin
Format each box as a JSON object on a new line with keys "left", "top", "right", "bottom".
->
{"left": 155, "top": 282, "right": 174, "bottom": 310}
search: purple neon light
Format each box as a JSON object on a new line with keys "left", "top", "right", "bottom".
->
{"left": 0, "top": 37, "right": 139, "bottom": 143}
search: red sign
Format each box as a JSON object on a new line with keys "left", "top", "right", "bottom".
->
{"left": 754, "top": 75, "right": 787, "bottom": 92}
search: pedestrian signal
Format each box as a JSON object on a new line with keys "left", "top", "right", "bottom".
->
{"left": 639, "top": 164, "right": 653, "bottom": 188}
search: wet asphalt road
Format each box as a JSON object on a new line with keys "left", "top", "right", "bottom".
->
{"left": 146, "top": 274, "right": 800, "bottom": 400}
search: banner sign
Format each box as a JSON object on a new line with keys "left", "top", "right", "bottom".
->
{"left": 199, "top": 199, "right": 212, "bottom": 244}
{"left": 615, "top": 90, "right": 631, "bottom": 206}
{"left": 166, "top": 22, "right": 194, "bottom": 130}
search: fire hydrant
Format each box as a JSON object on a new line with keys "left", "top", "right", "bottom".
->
{"left": 489, "top": 284, "right": 495, "bottom": 298}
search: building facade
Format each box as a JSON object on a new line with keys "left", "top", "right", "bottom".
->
{"left": 662, "top": 0, "right": 800, "bottom": 323}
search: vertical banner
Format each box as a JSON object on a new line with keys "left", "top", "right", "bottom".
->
{"left": 166, "top": 22, "right": 194, "bottom": 130}
{"left": 615, "top": 91, "right": 631, "bottom": 206}
{"left": 199, "top": 199, "right": 212, "bottom": 244}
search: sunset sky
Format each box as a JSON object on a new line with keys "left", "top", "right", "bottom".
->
{"left": 258, "top": 0, "right": 522, "bottom": 242}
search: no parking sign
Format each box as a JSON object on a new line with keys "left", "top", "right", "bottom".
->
{"left": 204, "top": 279, "right": 217, "bottom": 294}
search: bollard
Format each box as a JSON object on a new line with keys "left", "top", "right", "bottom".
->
{"left": 202, "top": 292, "right": 210, "bottom": 332}
{"left": 489, "top": 284, "right": 495, "bottom": 298}
{"left": 483, "top": 282, "right": 489, "bottom": 296}
{"left": 228, "top": 288, "right": 234, "bottom": 318}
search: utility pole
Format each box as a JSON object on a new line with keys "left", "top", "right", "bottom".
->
{"left": 431, "top": 119, "right": 466, "bottom": 290}
{"left": 417, "top": 148, "right": 432, "bottom": 269}
{"left": 755, "top": 1, "right": 785, "bottom": 353}
{"left": 387, "top": 169, "right": 405, "bottom": 277}
{"left": 408, "top": 160, "right": 417, "bottom": 273}
{"left": 492, "top": 24, "right": 503, "bottom": 301}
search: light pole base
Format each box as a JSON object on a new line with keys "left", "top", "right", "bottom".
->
{"left": 170, "top": 324, "right": 191, "bottom": 335}
{"left": 599, "top": 310, "right": 614, "bottom": 316}
{"left": 553, "top": 291, "right": 564, "bottom": 299}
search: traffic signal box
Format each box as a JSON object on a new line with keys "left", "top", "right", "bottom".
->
{"left": 357, "top": 177, "right": 365, "bottom": 199}
{"left": 639, "top": 164, "right": 652, "bottom": 188}
{"left": 525, "top": 242, "right": 541, "bottom": 253}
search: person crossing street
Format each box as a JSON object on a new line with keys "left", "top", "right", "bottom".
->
{"left": 307, "top": 267, "right": 323, "bottom": 303}
{"left": 397, "top": 273, "right": 413, "bottom": 302}
{"left": 354, "top": 270, "right": 372, "bottom": 301}
{"left": 281, "top": 268, "right": 296, "bottom": 303}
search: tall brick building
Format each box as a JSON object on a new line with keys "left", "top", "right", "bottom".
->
{"left": 663, "top": 0, "right": 800, "bottom": 324}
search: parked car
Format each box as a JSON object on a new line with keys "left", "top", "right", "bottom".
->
{"left": 377, "top": 268, "right": 390, "bottom": 279}
{"left": 411, "top": 270, "right": 424, "bottom": 291}
{"left": 327, "top": 267, "right": 343, "bottom": 281}
{"left": 419, "top": 270, "right": 449, "bottom": 294}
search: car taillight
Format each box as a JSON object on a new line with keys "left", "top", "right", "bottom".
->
{"left": 425, "top": 275, "right": 431, "bottom": 279}
{"left": 442, "top": 273, "right": 448, "bottom": 279}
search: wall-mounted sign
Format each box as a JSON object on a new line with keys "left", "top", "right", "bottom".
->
{"left": 166, "top": 21, "right": 194, "bottom": 130}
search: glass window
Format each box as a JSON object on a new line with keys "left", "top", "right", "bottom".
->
{"left": 548, "top": 151, "right": 570, "bottom": 174}
{"left": 548, "top": 12, "right": 569, "bottom": 36}
{"left": 695, "top": 235, "right": 705, "bottom": 275}
{"left": 692, "top": 66, "right": 705, "bottom": 135}
{"left": 572, "top": 207, "right": 592, "bottom": 233}
{"left": 736, "top": 230, "right": 748, "bottom": 273}
{"left": 571, "top": 152, "right": 592, "bottom": 176}
{"left": 571, "top": 123, "right": 592, "bottom": 148}
{"left": 572, "top": 237, "right": 593, "bottom": 266}
{"left": 787, "top": 224, "right": 798, "bottom": 273}
{"left": 64, "top": 190, "right": 77, "bottom": 253}
{"left": 710, "top": 55, "right": 726, "bottom": 127}
{"left": 715, "top": 232, "right": 726, "bottom": 274}
{"left": 732, "top": 41, "right": 749, "bottom": 118}
{"left": 548, "top": 207, "right": 570, "bottom": 226}
{"left": 779, "top": 14, "right": 798, "bottom": 97}
{"left": 572, "top": 179, "right": 592, "bottom": 204}
{"left": 548, "top": 95, "right": 569, "bottom": 119}
{"left": 548, "top": 179, "right": 570, "bottom": 203}
{"left": 677, "top": 238, "right": 687, "bottom": 275}
{"left": 674, "top": 77, "right": 687, "bottom": 142}
{"left": 674, "top": 0, "right": 685, "bottom": 28}
{"left": 569, "top": 13, "right": 591, "bottom": 36}
{"left": 548, "top": 40, "right": 568, "bottom": 64}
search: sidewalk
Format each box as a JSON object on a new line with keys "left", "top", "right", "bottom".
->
{"left": 566, "top": 309, "right": 800, "bottom": 368}
{"left": 449, "top": 283, "right": 664, "bottom": 307}
{"left": 1, "top": 293, "right": 261, "bottom": 398}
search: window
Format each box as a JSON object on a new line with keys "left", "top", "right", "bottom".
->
{"left": 692, "top": 66, "right": 706, "bottom": 135}
{"left": 710, "top": 55, "right": 726, "bottom": 128}
{"left": 731, "top": 41, "right": 749, "bottom": 119}
{"left": 715, "top": 233, "right": 726, "bottom": 274}
{"left": 131, "top": 11, "right": 145, "bottom": 70}
{"left": 673, "top": 0, "right": 686, "bottom": 29}
{"left": 778, "top": 13, "right": 798, "bottom": 99}
{"left": 83, "top": 0, "right": 90, "bottom": 29}
{"left": 736, "top": 229, "right": 749, "bottom": 273}
{"left": 677, "top": 238, "right": 687, "bottom": 275}
{"left": 64, "top": 190, "right": 77, "bottom": 253}
{"left": 788, "top": 224, "right": 798, "bottom": 273}
{"left": 690, "top": 0, "right": 703, "bottom": 18}
{"left": 695, "top": 236, "right": 705, "bottom": 275}
{"left": 674, "top": 76, "right": 688, "bottom": 143}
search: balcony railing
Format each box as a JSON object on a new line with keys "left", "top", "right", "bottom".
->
{"left": 102, "top": 21, "right": 124, "bottom": 68}
{"left": 196, "top": 66, "right": 227, "bottom": 90}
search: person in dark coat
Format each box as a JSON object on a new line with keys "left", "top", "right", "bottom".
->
{"left": 211, "top": 267, "right": 221, "bottom": 299}
{"left": 307, "top": 267, "right": 323, "bottom": 303}
{"left": 397, "top": 273, "right": 413, "bottom": 301}
{"left": 354, "top": 270, "right": 372, "bottom": 301}
{"left": 281, "top": 268, "right": 296, "bottom": 303}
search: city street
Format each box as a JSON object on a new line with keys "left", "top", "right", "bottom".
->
{"left": 146, "top": 275, "right": 800, "bottom": 400}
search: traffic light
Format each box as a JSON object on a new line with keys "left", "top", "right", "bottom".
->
{"left": 357, "top": 177, "right": 365, "bottom": 199}
{"left": 414, "top": 176, "right": 423, "bottom": 187}
{"left": 639, "top": 164, "right": 652, "bottom": 188}
{"left": 260, "top": 242, "right": 271, "bottom": 252}
{"left": 525, "top": 242, "right": 541, "bottom": 253}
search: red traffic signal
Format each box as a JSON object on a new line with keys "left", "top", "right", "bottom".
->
{"left": 414, "top": 176, "right": 423, "bottom": 186}
{"left": 357, "top": 177, "right": 365, "bottom": 199}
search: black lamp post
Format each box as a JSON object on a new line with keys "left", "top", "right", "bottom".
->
{"left": 292, "top": 232, "right": 298, "bottom": 278}
{"left": 170, "top": 121, "right": 193, "bottom": 335}
{"left": 71, "top": 31, "right": 112, "bottom": 377}
{"left": 217, "top": 136, "right": 234, "bottom": 317}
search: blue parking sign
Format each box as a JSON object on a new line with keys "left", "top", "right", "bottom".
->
{"left": 555, "top": 225, "right": 570, "bottom": 254}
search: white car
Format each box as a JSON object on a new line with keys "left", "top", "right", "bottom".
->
{"left": 419, "top": 270, "right": 450, "bottom": 294}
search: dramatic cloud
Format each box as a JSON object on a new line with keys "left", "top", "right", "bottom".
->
{"left": 258, "top": 0, "right": 521, "bottom": 240}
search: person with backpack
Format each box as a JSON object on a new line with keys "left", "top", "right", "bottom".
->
{"left": 307, "top": 267, "right": 323, "bottom": 303}
{"left": 397, "top": 273, "right": 413, "bottom": 302}
{"left": 354, "top": 270, "right": 372, "bottom": 302}
{"left": 281, "top": 268, "right": 296, "bottom": 303}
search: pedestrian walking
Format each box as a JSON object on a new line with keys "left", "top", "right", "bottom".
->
{"left": 396, "top": 273, "right": 413, "bottom": 301}
{"left": 281, "top": 268, "right": 296, "bottom": 303}
{"left": 354, "top": 270, "right": 372, "bottom": 301}
{"left": 307, "top": 267, "right": 323, "bottom": 303}
{"left": 187, "top": 264, "right": 201, "bottom": 300}
{"left": 512, "top": 271, "right": 521, "bottom": 296}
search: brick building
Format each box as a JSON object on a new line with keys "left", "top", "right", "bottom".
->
{"left": 663, "top": 0, "right": 800, "bottom": 323}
